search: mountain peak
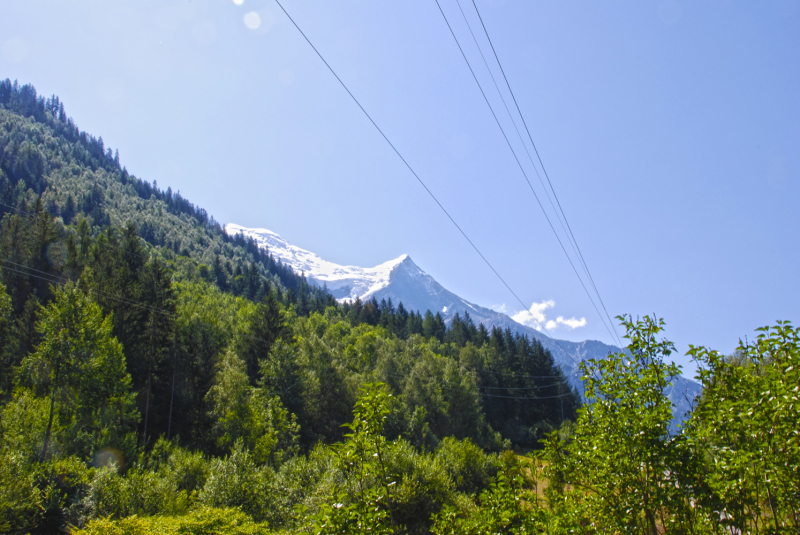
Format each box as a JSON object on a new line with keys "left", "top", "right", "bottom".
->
{"left": 225, "top": 224, "right": 408, "bottom": 302}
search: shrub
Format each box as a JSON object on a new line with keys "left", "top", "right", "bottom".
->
{"left": 75, "top": 507, "right": 272, "bottom": 535}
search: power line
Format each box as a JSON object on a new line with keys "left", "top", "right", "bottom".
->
{"left": 0, "top": 257, "right": 280, "bottom": 347}
{"left": 483, "top": 369, "right": 577, "bottom": 380}
{"left": 271, "top": 0, "right": 578, "bottom": 364}
{"left": 433, "top": 0, "right": 622, "bottom": 347}
{"left": 480, "top": 392, "right": 574, "bottom": 400}
{"left": 0, "top": 200, "right": 158, "bottom": 265}
{"left": 0, "top": 258, "right": 171, "bottom": 317}
{"left": 478, "top": 382, "right": 569, "bottom": 390}
{"left": 451, "top": 0, "right": 606, "bottom": 338}
{"left": 466, "top": 0, "right": 622, "bottom": 346}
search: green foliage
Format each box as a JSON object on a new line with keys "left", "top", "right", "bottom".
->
{"left": 433, "top": 437, "right": 497, "bottom": 496}
{"left": 75, "top": 507, "right": 272, "bottom": 535}
{"left": 83, "top": 439, "right": 208, "bottom": 521}
{"left": 18, "top": 283, "right": 138, "bottom": 463}
{"left": 197, "top": 441, "right": 279, "bottom": 524}
{"left": 312, "top": 488, "right": 394, "bottom": 535}
{"left": 313, "top": 382, "right": 397, "bottom": 534}
{"left": 206, "top": 349, "right": 299, "bottom": 465}
{"left": 0, "top": 388, "right": 50, "bottom": 461}
{"left": 431, "top": 471, "right": 545, "bottom": 535}
{"left": 0, "top": 450, "right": 44, "bottom": 533}
{"left": 0, "top": 279, "right": 14, "bottom": 397}
{"left": 542, "top": 315, "right": 699, "bottom": 534}
{"left": 383, "top": 440, "right": 453, "bottom": 534}
{"left": 687, "top": 321, "right": 800, "bottom": 533}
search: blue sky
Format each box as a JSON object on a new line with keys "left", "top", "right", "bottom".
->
{"left": 2, "top": 0, "right": 798, "bottom": 373}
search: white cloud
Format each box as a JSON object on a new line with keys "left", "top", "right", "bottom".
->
{"left": 511, "top": 300, "right": 586, "bottom": 331}
{"left": 512, "top": 300, "right": 554, "bottom": 330}
{"left": 556, "top": 316, "right": 587, "bottom": 329}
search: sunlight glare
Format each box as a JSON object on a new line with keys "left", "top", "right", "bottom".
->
{"left": 244, "top": 12, "right": 261, "bottom": 30}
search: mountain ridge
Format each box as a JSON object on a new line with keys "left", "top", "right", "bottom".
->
{"left": 226, "top": 223, "right": 701, "bottom": 426}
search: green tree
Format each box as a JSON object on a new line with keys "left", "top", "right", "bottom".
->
{"left": 313, "top": 383, "right": 397, "bottom": 534}
{"left": 237, "top": 291, "right": 293, "bottom": 385}
{"left": 18, "top": 283, "right": 138, "bottom": 462}
{"left": 431, "top": 470, "right": 545, "bottom": 535}
{"left": 543, "top": 315, "right": 696, "bottom": 534}
{"left": 206, "top": 350, "right": 299, "bottom": 466}
{"left": 136, "top": 257, "right": 176, "bottom": 446}
{"left": 687, "top": 321, "right": 800, "bottom": 533}
{"left": 0, "top": 280, "right": 15, "bottom": 397}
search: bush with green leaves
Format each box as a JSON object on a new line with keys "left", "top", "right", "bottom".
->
{"left": 198, "top": 441, "right": 280, "bottom": 524}
{"left": 431, "top": 471, "right": 545, "bottom": 535}
{"left": 312, "top": 382, "right": 398, "bottom": 534}
{"left": 687, "top": 321, "right": 800, "bottom": 533}
{"left": 0, "top": 450, "right": 45, "bottom": 533}
{"left": 74, "top": 507, "right": 272, "bottom": 535}
{"left": 433, "top": 437, "right": 498, "bottom": 496}
{"left": 542, "top": 315, "right": 702, "bottom": 534}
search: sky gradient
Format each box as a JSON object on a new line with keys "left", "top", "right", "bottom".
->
{"left": 2, "top": 0, "right": 798, "bottom": 373}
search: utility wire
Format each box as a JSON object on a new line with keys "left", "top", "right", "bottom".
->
{"left": 480, "top": 392, "right": 573, "bottom": 400}
{"left": 271, "top": 0, "right": 578, "bottom": 364}
{"left": 0, "top": 257, "right": 280, "bottom": 347}
{"left": 453, "top": 0, "right": 573, "bottom": 246}
{"left": 0, "top": 258, "right": 172, "bottom": 317}
{"left": 451, "top": 0, "right": 615, "bottom": 343}
{"left": 467, "top": 0, "right": 622, "bottom": 346}
{"left": 483, "top": 369, "right": 580, "bottom": 380}
{"left": 433, "top": 0, "right": 621, "bottom": 347}
{"left": 478, "top": 382, "right": 569, "bottom": 390}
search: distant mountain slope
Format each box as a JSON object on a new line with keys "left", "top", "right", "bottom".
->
{"left": 228, "top": 223, "right": 701, "bottom": 425}
{"left": 0, "top": 79, "right": 333, "bottom": 309}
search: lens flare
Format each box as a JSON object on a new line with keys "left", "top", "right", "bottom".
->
{"left": 45, "top": 242, "right": 68, "bottom": 268}
{"left": 244, "top": 12, "right": 261, "bottom": 30}
{"left": 94, "top": 448, "right": 124, "bottom": 470}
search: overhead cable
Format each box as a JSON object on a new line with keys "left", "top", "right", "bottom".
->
{"left": 465, "top": 0, "right": 622, "bottom": 345}
{"left": 271, "top": 0, "right": 579, "bottom": 364}
{"left": 433, "top": 0, "right": 621, "bottom": 347}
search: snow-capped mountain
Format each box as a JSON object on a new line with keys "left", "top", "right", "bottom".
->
{"left": 226, "top": 223, "right": 700, "bottom": 425}
{"left": 225, "top": 224, "right": 566, "bottom": 355}
{"left": 226, "top": 223, "right": 406, "bottom": 302}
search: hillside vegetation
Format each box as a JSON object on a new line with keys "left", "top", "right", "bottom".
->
{"left": 0, "top": 80, "right": 797, "bottom": 534}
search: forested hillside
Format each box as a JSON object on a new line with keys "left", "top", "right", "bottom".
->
{"left": 0, "top": 80, "right": 797, "bottom": 535}
{"left": 0, "top": 80, "right": 577, "bottom": 533}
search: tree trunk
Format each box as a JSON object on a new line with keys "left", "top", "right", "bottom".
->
{"left": 142, "top": 367, "right": 152, "bottom": 448}
{"left": 142, "top": 319, "right": 156, "bottom": 448}
{"left": 40, "top": 366, "right": 59, "bottom": 463}
{"left": 167, "top": 352, "right": 176, "bottom": 440}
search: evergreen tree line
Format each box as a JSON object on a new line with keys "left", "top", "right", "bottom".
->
{"left": 0, "top": 80, "right": 334, "bottom": 311}
{"left": 0, "top": 78, "right": 211, "bottom": 228}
